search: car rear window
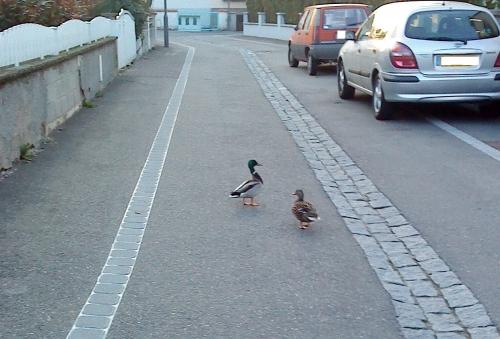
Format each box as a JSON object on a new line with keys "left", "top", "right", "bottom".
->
{"left": 323, "top": 8, "right": 367, "bottom": 29}
{"left": 405, "top": 10, "right": 499, "bottom": 41}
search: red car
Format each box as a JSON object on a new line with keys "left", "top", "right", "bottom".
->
{"left": 288, "top": 4, "right": 370, "bottom": 75}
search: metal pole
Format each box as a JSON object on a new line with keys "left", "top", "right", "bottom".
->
{"left": 226, "top": 0, "right": 230, "bottom": 31}
{"left": 163, "top": 0, "right": 169, "bottom": 47}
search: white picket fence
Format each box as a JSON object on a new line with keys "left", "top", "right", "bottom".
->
{"left": 0, "top": 9, "right": 136, "bottom": 69}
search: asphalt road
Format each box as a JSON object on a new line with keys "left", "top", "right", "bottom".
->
{"left": 1, "top": 31, "right": 499, "bottom": 338}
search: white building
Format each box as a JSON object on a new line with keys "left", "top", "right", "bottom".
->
{"left": 151, "top": 0, "right": 246, "bottom": 31}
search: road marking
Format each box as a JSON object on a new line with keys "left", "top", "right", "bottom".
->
{"left": 241, "top": 49, "right": 500, "bottom": 339}
{"left": 67, "top": 44, "right": 195, "bottom": 339}
{"left": 230, "top": 37, "right": 286, "bottom": 47}
{"left": 427, "top": 117, "right": 500, "bottom": 163}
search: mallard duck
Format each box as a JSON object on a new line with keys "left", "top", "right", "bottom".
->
{"left": 229, "top": 160, "right": 263, "bottom": 206}
{"left": 291, "top": 189, "right": 320, "bottom": 229}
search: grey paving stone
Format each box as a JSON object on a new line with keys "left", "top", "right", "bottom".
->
{"left": 373, "top": 233, "right": 399, "bottom": 243}
{"left": 411, "top": 246, "right": 439, "bottom": 262}
{"left": 383, "top": 282, "right": 415, "bottom": 304}
{"left": 378, "top": 269, "right": 404, "bottom": 286}
{"left": 380, "top": 241, "right": 408, "bottom": 255}
{"left": 89, "top": 293, "right": 121, "bottom": 305}
{"left": 387, "top": 215, "right": 409, "bottom": 227}
{"left": 362, "top": 214, "right": 386, "bottom": 224}
{"left": 400, "top": 266, "right": 428, "bottom": 281}
{"left": 67, "top": 328, "right": 106, "bottom": 339}
{"left": 98, "top": 274, "right": 129, "bottom": 284}
{"left": 82, "top": 303, "right": 116, "bottom": 317}
{"left": 407, "top": 280, "right": 439, "bottom": 297}
{"left": 359, "top": 185, "right": 378, "bottom": 195}
{"left": 110, "top": 249, "right": 138, "bottom": 258}
{"left": 370, "top": 199, "right": 393, "bottom": 209}
{"left": 429, "top": 271, "right": 461, "bottom": 289}
{"left": 389, "top": 253, "right": 418, "bottom": 268}
{"left": 392, "top": 225, "right": 420, "bottom": 238}
{"left": 436, "top": 332, "right": 467, "bottom": 339}
{"left": 421, "top": 259, "right": 450, "bottom": 274}
{"left": 349, "top": 200, "right": 369, "bottom": 208}
{"left": 337, "top": 208, "right": 359, "bottom": 219}
{"left": 75, "top": 315, "right": 111, "bottom": 329}
{"left": 468, "top": 327, "right": 500, "bottom": 339}
{"left": 398, "top": 315, "right": 427, "bottom": 330}
{"left": 106, "top": 257, "right": 135, "bottom": 266}
{"left": 103, "top": 265, "right": 132, "bottom": 275}
{"left": 417, "top": 297, "right": 452, "bottom": 314}
{"left": 344, "top": 219, "right": 370, "bottom": 236}
{"left": 454, "top": 304, "right": 493, "bottom": 328}
{"left": 442, "top": 285, "right": 478, "bottom": 308}
{"left": 354, "top": 206, "right": 378, "bottom": 215}
{"left": 402, "top": 329, "right": 436, "bottom": 339}
{"left": 427, "top": 313, "right": 462, "bottom": 332}
{"left": 113, "top": 241, "right": 140, "bottom": 250}
{"left": 345, "top": 192, "right": 365, "bottom": 201}
{"left": 377, "top": 206, "right": 400, "bottom": 218}
{"left": 393, "top": 301, "right": 426, "bottom": 320}
{"left": 93, "top": 283, "right": 126, "bottom": 294}
{"left": 367, "top": 223, "right": 391, "bottom": 234}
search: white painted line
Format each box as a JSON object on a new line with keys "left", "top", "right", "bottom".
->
{"left": 427, "top": 117, "right": 500, "bottom": 162}
{"left": 67, "top": 43, "right": 195, "bottom": 338}
{"left": 230, "top": 37, "right": 285, "bottom": 47}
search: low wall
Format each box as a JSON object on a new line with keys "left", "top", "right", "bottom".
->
{"left": 0, "top": 38, "right": 118, "bottom": 169}
{"left": 244, "top": 22, "right": 295, "bottom": 41}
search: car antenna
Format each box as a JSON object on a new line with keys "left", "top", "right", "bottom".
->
{"left": 442, "top": 0, "right": 445, "bottom": 5}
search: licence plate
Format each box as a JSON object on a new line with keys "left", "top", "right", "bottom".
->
{"left": 337, "top": 30, "right": 346, "bottom": 39}
{"left": 436, "top": 55, "right": 480, "bottom": 67}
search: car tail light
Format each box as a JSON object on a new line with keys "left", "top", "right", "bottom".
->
{"left": 495, "top": 52, "right": 500, "bottom": 67}
{"left": 390, "top": 42, "right": 418, "bottom": 69}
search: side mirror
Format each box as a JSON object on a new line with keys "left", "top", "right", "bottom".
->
{"left": 345, "top": 31, "right": 356, "bottom": 40}
{"left": 294, "top": 25, "right": 299, "bottom": 31}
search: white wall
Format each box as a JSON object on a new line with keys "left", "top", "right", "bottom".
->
{"left": 154, "top": 12, "right": 178, "bottom": 29}
{"left": 244, "top": 23, "right": 295, "bottom": 41}
{"left": 151, "top": 0, "right": 246, "bottom": 10}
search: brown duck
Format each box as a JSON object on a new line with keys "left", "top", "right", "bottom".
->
{"left": 291, "top": 189, "right": 320, "bottom": 229}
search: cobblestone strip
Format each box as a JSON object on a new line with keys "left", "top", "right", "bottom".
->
{"left": 240, "top": 49, "right": 500, "bottom": 339}
{"left": 66, "top": 45, "right": 195, "bottom": 339}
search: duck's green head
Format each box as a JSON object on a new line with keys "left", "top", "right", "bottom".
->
{"left": 248, "top": 159, "right": 262, "bottom": 172}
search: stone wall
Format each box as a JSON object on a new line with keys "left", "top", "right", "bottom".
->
{"left": 0, "top": 38, "right": 118, "bottom": 169}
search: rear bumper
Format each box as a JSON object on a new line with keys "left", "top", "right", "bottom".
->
{"left": 382, "top": 71, "right": 500, "bottom": 103}
{"left": 309, "top": 43, "right": 344, "bottom": 62}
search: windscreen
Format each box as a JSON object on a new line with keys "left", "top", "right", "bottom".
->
{"left": 323, "top": 8, "right": 367, "bottom": 29}
{"left": 405, "top": 10, "right": 499, "bottom": 41}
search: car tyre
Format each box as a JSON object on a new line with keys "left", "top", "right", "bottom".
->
{"left": 372, "top": 74, "right": 394, "bottom": 120}
{"left": 307, "top": 53, "right": 318, "bottom": 76}
{"left": 478, "top": 101, "right": 500, "bottom": 119}
{"left": 337, "top": 61, "right": 355, "bottom": 99}
{"left": 288, "top": 47, "right": 299, "bottom": 68}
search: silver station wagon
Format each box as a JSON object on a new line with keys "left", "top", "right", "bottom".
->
{"left": 337, "top": 1, "right": 500, "bottom": 120}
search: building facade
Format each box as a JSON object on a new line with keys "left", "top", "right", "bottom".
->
{"left": 151, "top": 0, "right": 246, "bottom": 31}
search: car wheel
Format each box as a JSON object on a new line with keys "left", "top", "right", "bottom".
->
{"left": 307, "top": 53, "right": 318, "bottom": 76}
{"left": 288, "top": 47, "right": 299, "bottom": 68}
{"left": 478, "top": 101, "right": 500, "bottom": 119}
{"left": 337, "top": 61, "right": 355, "bottom": 99}
{"left": 372, "top": 74, "right": 394, "bottom": 120}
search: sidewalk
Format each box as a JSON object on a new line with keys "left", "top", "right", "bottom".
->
{"left": 1, "top": 35, "right": 402, "bottom": 338}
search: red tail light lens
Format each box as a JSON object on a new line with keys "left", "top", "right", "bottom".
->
{"left": 390, "top": 42, "right": 418, "bottom": 69}
{"left": 495, "top": 52, "right": 500, "bottom": 68}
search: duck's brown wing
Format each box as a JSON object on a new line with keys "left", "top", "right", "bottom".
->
{"left": 292, "top": 201, "right": 318, "bottom": 222}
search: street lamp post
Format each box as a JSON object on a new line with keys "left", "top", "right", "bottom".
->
{"left": 163, "top": 0, "right": 169, "bottom": 47}
{"left": 226, "top": 0, "right": 230, "bottom": 31}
